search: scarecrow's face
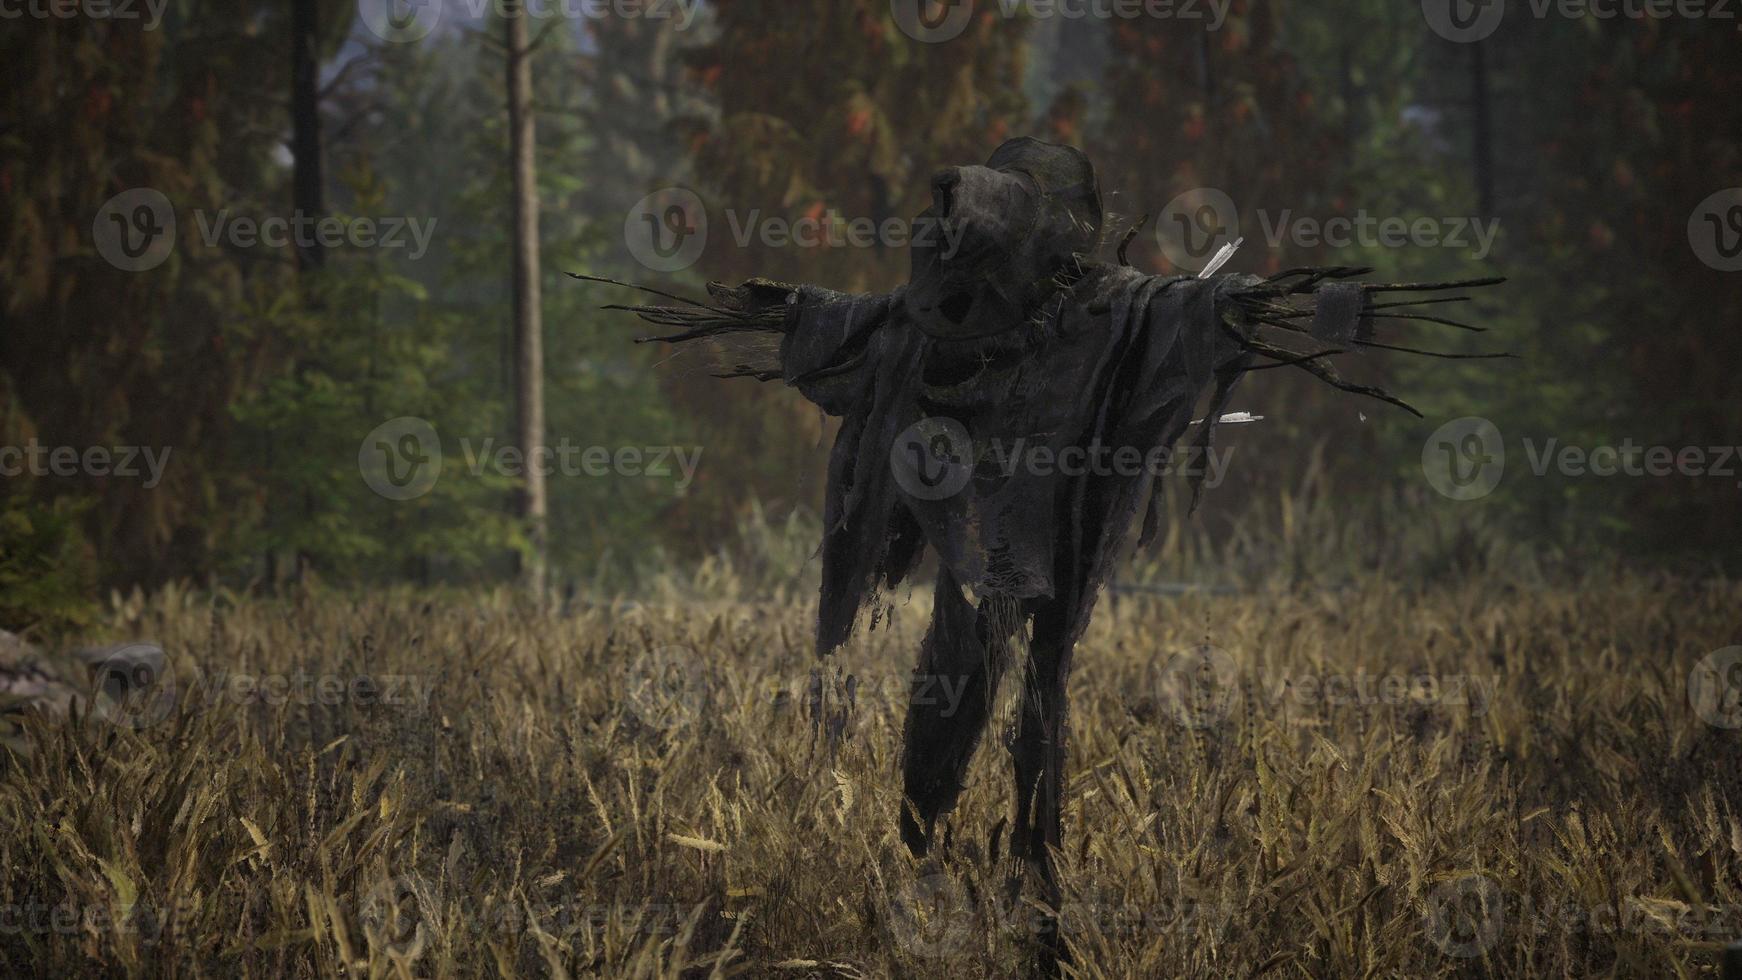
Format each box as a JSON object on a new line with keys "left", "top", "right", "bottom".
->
{"left": 905, "top": 165, "right": 1057, "bottom": 341}
{"left": 925, "top": 165, "right": 1042, "bottom": 275}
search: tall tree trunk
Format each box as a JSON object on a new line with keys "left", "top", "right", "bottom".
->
{"left": 288, "top": 0, "right": 324, "bottom": 587}
{"left": 291, "top": 0, "right": 324, "bottom": 272}
{"left": 507, "top": 4, "right": 547, "bottom": 597}
{"left": 1470, "top": 42, "right": 1494, "bottom": 217}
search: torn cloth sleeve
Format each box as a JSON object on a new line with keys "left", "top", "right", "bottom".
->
{"left": 780, "top": 286, "right": 901, "bottom": 417}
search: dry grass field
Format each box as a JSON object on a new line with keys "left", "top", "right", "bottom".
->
{"left": 3, "top": 569, "right": 1741, "bottom": 978}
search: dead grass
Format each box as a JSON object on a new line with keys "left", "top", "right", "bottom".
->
{"left": 2, "top": 572, "right": 1740, "bottom": 978}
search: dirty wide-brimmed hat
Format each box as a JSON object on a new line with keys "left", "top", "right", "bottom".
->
{"left": 905, "top": 137, "right": 1105, "bottom": 341}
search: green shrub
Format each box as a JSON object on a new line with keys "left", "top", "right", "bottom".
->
{"left": 0, "top": 492, "right": 97, "bottom": 637}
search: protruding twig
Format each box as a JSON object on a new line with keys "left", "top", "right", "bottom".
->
{"left": 1364, "top": 312, "right": 1486, "bottom": 332}
{"left": 1116, "top": 214, "right": 1150, "bottom": 267}
{"left": 569, "top": 272, "right": 713, "bottom": 310}
{"left": 1242, "top": 338, "right": 1423, "bottom": 416}
{"left": 1369, "top": 295, "right": 1471, "bottom": 310}
{"left": 1242, "top": 346, "right": 1348, "bottom": 370}
{"left": 1354, "top": 340, "right": 1516, "bottom": 360}
{"left": 1362, "top": 276, "right": 1507, "bottom": 293}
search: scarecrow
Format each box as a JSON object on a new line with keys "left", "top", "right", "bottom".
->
{"left": 582, "top": 137, "right": 1502, "bottom": 968}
